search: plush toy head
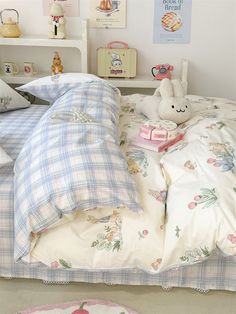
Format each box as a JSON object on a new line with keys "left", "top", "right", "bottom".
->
{"left": 158, "top": 78, "right": 191, "bottom": 124}
{"left": 50, "top": 2, "right": 64, "bottom": 16}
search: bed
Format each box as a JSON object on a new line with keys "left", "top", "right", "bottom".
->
{"left": 0, "top": 75, "right": 235, "bottom": 292}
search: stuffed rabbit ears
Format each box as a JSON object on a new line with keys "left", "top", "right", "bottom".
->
{"left": 159, "top": 78, "right": 185, "bottom": 98}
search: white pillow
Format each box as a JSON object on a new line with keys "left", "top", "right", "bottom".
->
{"left": 16, "top": 73, "right": 104, "bottom": 103}
{"left": 0, "top": 146, "right": 13, "bottom": 167}
{"left": 0, "top": 79, "right": 30, "bottom": 112}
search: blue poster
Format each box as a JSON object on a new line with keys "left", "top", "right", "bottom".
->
{"left": 153, "top": 0, "right": 192, "bottom": 44}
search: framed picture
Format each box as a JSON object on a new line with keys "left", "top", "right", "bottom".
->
{"left": 89, "top": 0, "right": 127, "bottom": 28}
{"left": 153, "top": 0, "right": 192, "bottom": 44}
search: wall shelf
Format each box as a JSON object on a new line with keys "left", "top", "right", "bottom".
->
{"left": 0, "top": 20, "right": 88, "bottom": 83}
{"left": 104, "top": 59, "right": 189, "bottom": 91}
{"left": 105, "top": 75, "right": 162, "bottom": 88}
{"left": 0, "top": 73, "right": 164, "bottom": 87}
{"left": 0, "top": 73, "right": 49, "bottom": 84}
{"left": 0, "top": 23, "right": 188, "bottom": 92}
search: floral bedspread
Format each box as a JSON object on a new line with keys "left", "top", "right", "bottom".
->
{"left": 27, "top": 94, "right": 236, "bottom": 273}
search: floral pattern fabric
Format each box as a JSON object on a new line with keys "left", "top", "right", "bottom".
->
{"left": 159, "top": 95, "right": 236, "bottom": 271}
{"left": 28, "top": 94, "right": 236, "bottom": 273}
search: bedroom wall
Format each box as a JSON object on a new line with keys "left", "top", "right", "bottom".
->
{"left": 0, "top": 0, "right": 235, "bottom": 99}
{"left": 233, "top": 2, "right": 236, "bottom": 99}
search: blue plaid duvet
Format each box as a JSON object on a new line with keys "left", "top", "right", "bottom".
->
{"left": 14, "top": 81, "right": 142, "bottom": 262}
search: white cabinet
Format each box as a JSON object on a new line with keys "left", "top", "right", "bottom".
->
{"left": 0, "top": 20, "right": 88, "bottom": 84}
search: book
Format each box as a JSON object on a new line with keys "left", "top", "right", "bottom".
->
{"left": 130, "top": 132, "right": 184, "bottom": 152}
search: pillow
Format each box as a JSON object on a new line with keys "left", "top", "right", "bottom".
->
{"left": 0, "top": 146, "right": 13, "bottom": 167}
{"left": 0, "top": 79, "right": 30, "bottom": 112}
{"left": 16, "top": 73, "right": 104, "bottom": 103}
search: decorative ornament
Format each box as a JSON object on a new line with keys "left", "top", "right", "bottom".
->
{"left": 51, "top": 51, "right": 63, "bottom": 75}
{"left": 48, "top": 1, "right": 66, "bottom": 39}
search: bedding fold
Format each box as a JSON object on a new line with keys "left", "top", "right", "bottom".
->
{"left": 14, "top": 81, "right": 143, "bottom": 262}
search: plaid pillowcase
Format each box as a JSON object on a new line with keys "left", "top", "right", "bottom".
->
{"left": 16, "top": 73, "right": 105, "bottom": 103}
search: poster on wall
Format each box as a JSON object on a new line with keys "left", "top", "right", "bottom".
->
{"left": 153, "top": 0, "right": 192, "bottom": 44}
{"left": 42, "top": 0, "right": 80, "bottom": 17}
{"left": 89, "top": 0, "right": 126, "bottom": 28}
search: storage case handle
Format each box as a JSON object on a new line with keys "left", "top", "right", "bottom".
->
{"left": 107, "top": 41, "right": 129, "bottom": 49}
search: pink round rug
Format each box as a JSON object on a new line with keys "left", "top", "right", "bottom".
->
{"left": 18, "top": 299, "right": 139, "bottom": 314}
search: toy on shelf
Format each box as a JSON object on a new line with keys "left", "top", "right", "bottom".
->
{"left": 48, "top": 2, "right": 66, "bottom": 39}
{"left": 151, "top": 64, "right": 174, "bottom": 80}
{"left": 97, "top": 41, "right": 137, "bottom": 78}
{"left": 51, "top": 51, "right": 63, "bottom": 75}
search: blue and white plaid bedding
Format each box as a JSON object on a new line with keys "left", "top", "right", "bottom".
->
{"left": 0, "top": 102, "right": 235, "bottom": 291}
{"left": 14, "top": 81, "right": 142, "bottom": 262}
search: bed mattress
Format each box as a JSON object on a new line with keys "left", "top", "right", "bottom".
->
{"left": 0, "top": 103, "right": 235, "bottom": 291}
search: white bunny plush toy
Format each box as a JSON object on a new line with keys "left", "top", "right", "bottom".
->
{"left": 136, "top": 78, "right": 191, "bottom": 124}
{"left": 158, "top": 78, "right": 191, "bottom": 124}
{"left": 135, "top": 88, "right": 161, "bottom": 120}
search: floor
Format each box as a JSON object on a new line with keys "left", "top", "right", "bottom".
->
{"left": 0, "top": 278, "right": 235, "bottom": 314}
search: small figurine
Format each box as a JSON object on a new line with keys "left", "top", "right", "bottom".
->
{"left": 48, "top": 2, "right": 66, "bottom": 39}
{"left": 51, "top": 51, "right": 63, "bottom": 75}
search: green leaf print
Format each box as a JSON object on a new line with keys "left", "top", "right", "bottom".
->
{"left": 180, "top": 246, "right": 210, "bottom": 264}
{"left": 233, "top": 187, "right": 236, "bottom": 193}
{"left": 188, "top": 188, "right": 217, "bottom": 210}
{"left": 180, "top": 256, "right": 188, "bottom": 262}
{"left": 91, "top": 240, "right": 99, "bottom": 248}
{"left": 201, "top": 246, "right": 210, "bottom": 257}
{"left": 216, "top": 121, "right": 226, "bottom": 129}
{"left": 175, "top": 226, "right": 181, "bottom": 238}
{"left": 59, "top": 259, "right": 72, "bottom": 269}
{"left": 113, "top": 240, "right": 121, "bottom": 252}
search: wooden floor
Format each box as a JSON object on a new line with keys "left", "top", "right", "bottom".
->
{"left": 0, "top": 278, "right": 235, "bottom": 314}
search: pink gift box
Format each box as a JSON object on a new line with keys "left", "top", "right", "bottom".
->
{"left": 139, "top": 125, "right": 155, "bottom": 139}
{"left": 139, "top": 120, "right": 178, "bottom": 142}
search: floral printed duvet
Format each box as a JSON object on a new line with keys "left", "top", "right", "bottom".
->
{"left": 26, "top": 94, "right": 236, "bottom": 273}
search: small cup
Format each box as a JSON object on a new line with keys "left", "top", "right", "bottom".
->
{"left": 24, "top": 62, "right": 38, "bottom": 76}
{"left": 3, "top": 62, "right": 19, "bottom": 76}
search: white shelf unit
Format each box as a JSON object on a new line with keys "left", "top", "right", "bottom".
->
{"left": 0, "top": 21, "right": 188, "bottom": 92}
{"left": 0, "top": 20, "right": 88, "bottom": 84}
{"left": 105, "top": 75, "right": 162, "bottom": 88}
{"left": 105, "top": 59, "right": 189, "bottom": 91}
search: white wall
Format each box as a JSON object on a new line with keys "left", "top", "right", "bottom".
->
{"left": 233, "top": 2, "right": 236, "bottom": 99}
{"left": 0, "top": 0, "right": 235, "bottom": 99}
